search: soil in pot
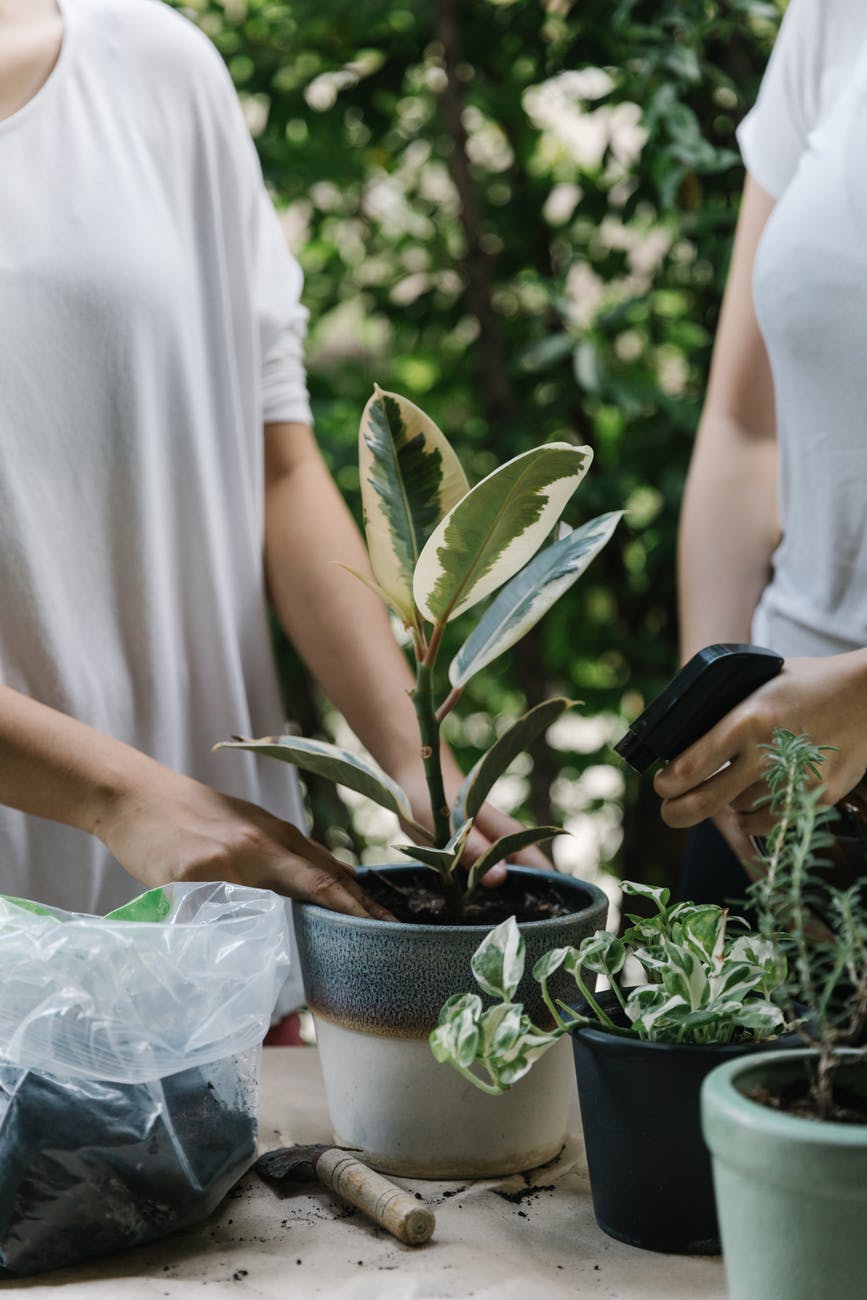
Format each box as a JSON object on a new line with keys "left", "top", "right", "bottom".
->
{"left": 748, "top": 1075, "right": 867, "bottom": 1124}
{"left": 364, "top": 865, "right": 575, "bottom": 925}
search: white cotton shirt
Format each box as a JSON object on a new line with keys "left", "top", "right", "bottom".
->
{"left": 0, "top": 0, "right": 310, "bottom": 1007}
{"left": 736, "top": 0, "right": 867, "bottom": 658}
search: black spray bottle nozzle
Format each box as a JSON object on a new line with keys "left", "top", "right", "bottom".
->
{"left": 614, "top": 644, "right": 785, "bottom": 775}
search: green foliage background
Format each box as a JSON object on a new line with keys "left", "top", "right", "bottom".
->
{"left": 170, "top": 0, "right": 781, "bottom": 887}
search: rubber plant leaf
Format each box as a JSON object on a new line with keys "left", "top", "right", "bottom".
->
{"left": 413, "top": 443, "right": 592, "bottom": 624}
{"left": 214, "top": 735, "right": 413, "bottom": 822}
{"left": 359, "top": 386, "right": 469, "bottom": 624}
{"left": 466, "top": 827, "right": 562, "bottom": 896}
{"left": 448, "top": 511, "right": 622, "bottom": 689}
{"left": 392, "top": 820, "right": 473, "bottom": 874}
{"left": 452, "top": 698, "right": 575, "bottom": 830}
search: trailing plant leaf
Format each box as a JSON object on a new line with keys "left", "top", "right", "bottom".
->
{"left": 430, "top": 991, "right": 562, "bottom": 1094}
{"left": 359, "top": 386, "right": 469, "bottom": 624}
{"left": 413, "top": 444, "right": 592, "bottom": 624}
{"left": 465, "top": 826, "right": 562, "bottom": 896}
{"left": 627, "top": 988, "right": 689, "bottom": 1036}
{"left": 673, "top": 906, "right": 726, "bottom": 966}
{"left": 451, "top": 698, "right": 575, "bottom": 831}
{"left": 429, "top": 993, "right": 483, "bottom": 1069}
{"left": 532, "top": 946, "right": 575, "bottom": 983}
{"left": 448, "top": 511, "right": 622, "bottom": 689}
{"left": 471, "top": 916, "right": 525, "bottom": 1001}
{"left": 621, "top": 880, "right": 671, "bottom": 911}
{"left": 576, "top": 931, "right": 627, "bottom": 978}
{"left": 214, "top": 736, "right": 413, "bottom": 822}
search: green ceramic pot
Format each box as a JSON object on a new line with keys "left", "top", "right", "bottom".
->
{"left": 701, "top": 1048, "right": 867, "bottom": 1300}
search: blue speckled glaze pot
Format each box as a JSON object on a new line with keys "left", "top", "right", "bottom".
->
{"left": 293, "top": 864, "right": 608, "bottom": 1178}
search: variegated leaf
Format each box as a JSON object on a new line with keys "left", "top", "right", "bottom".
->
{"left": 452, "top": 698, "right": 574, "bottom": 830}
{"left": 429, "top": 993, "right": 483, "bottom": 1068}
{"left": 359, "top": 386, "right": 469, "bottom": 623}
{"left": 466, "top": 827, "right": 562, "bottom": 895}
{"left": 448, "top": 512, "right": 622, "bottom": 688}
{"left": 414, "top": 443, "right": 592, "bottom": 624}
{"left": 471, "top": 915, "right": 525, "bottom": 1001}
{"left": 392, "top": 820, "right": 473, "bottom": 873}
{"left": 214, "top": 735, "right": 412, "bottom": 821}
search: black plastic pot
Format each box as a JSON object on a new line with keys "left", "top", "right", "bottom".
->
{"left": 571, "top": 992, "right": 796, "bottom": 1255}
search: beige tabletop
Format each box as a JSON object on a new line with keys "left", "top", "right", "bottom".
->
{"left": 0, "top": 1047, "right": 729, "bottom": 1299}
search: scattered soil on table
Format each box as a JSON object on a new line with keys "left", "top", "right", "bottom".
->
{"left": 365, "top": 870, "right": 575, "bottom": 925}
{"left": 493, "top": 1183, "right": 556, "bottom": 1205}
{"left": 747, "top": 1080, "right": 867, "bottom": 1124}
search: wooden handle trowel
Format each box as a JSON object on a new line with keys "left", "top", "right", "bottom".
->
{"left": 255, "top": 1145, "right": 436, "bottom": 1246}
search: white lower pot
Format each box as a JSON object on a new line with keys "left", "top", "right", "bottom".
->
{"left": 293, "top": 864, "right": 608, "bottom": 1178}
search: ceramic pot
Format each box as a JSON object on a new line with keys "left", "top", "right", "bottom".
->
{"left": 570, "top": 993, "right": 799, "bottom": 1254}
{"left": 293, "top": 863, "right": 608, "bottom": 1178}
{"left": 701, "top": 1048, "right": 867, "bottom": 1299}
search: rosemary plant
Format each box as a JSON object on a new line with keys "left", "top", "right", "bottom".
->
{"left": 748, "top": 729, "right": 867, "bottom": 1120}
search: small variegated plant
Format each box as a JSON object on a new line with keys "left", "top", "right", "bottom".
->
{"left": 216, "top": 386, "right": 620, "bottom": 917}
{"left": 430, "top": 881, "right": 788, "bottom": 1093}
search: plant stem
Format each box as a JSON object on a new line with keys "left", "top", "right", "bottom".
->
{"left": 573, "top": 969, "right": 617, "bottom": 1030}
{"left": 435, "top": 683, "right": 464, "bottom": 724}
{"left": 413, "top": 638, "right": 464, "bottom": 917}
{"left": 413, "top": 660, "right": 450, "bottom": 846}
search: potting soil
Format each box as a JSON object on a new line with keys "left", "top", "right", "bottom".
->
{"left": 0, "top": 1055, "right": 257, "bottom": 1276}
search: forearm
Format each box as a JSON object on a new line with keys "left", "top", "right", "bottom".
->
{"left": 679, "top": 174, "right": 779, "bottom": 664}
{"left": 678, "top": 410, "right": 779, "bottom": 661}
{"left": 0, "top": 685, "right": 389, "bottom": 915}
{"left": 0, "top": 684, "right": 164, "bottom": 838}
{"left": 264, "top": 423, "right": 422, "bottom": 781}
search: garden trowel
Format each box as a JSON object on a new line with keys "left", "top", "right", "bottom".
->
{"left": 255, "top": 1144, "right": 436, "bottom": 1246}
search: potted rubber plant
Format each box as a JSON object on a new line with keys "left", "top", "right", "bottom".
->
{"left": 432, "top": 881, "right": 793, "bottom": 1252}
{"left": 702, "top": 730, "right": 867, "bottom": 1300}
{"left": 217, "top": 386, "right": 619, "bottom": 1176}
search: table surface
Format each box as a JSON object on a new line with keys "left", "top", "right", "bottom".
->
{"left": 0, "top": 1047, "right": 730, "bottom": 1299}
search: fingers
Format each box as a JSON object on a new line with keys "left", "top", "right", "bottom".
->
{"left": 653, "top": 694, "right": 777, "bottom": 827}
{"left": 273, "top": 823, "right": 395, "bottom": 921}
{"left": 479, "top": 862, "right": 508, "bottom": 889}
{"left": 657, "top": 752, "right": 757, "bottom": 828}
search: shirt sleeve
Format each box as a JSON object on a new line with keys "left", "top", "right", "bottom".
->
{"left": 736, "top": 0, "right": 827, "bottom": 199}
{"left": 194, "top": 32, "right": 314, "bottom": 427}
{"left": 246, "top": 178, "right": 314, "bottom": 427}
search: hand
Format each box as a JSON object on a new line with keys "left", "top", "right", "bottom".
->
{"left": 96, "top": 768, "right": 394, "bottom": 919}
{"left": 654, "top": 652, "right": 867, "bottom": 836}
{"left": 710, "top": 807, "right": 763, "bottom": 878}
{"left": 395, "top": 749, "right": 552, "bottom": 889}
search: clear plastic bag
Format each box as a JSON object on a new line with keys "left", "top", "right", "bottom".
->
{"left": 0, "top": 881, "right": 291, "bottom": 1276}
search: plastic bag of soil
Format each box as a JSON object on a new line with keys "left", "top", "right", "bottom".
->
{"left": 0, "top": 881, "right": 291, "bottom": 1276}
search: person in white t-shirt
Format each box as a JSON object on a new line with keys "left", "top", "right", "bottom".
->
{"left": 653, "top": 0, "right": 867, "bottom": 893}
{"left": 0, "top": 0, "right": 544, "bottom": 1009}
